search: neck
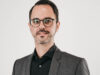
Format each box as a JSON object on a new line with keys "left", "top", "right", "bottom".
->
{"left": 35, "top": 41, "right": 54, "bottom": 58}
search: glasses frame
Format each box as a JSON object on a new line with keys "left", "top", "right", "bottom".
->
{"left": 30, "top": 17, "right": 55, "bottom": 27}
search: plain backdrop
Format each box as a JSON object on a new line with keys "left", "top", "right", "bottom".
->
{"left": 0, "top": 0, "right": 100, "bottom": 75}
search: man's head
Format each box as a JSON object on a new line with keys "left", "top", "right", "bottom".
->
{"left": 29, "top": 0, "right": 59, "bottom": 23}
{"left": 28, "top": 0, "right": 60, "bottom": 44}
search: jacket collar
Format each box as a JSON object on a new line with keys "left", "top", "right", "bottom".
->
{"left": 25, "top": 45, "right": 62, "bottom": 75}
{"left": 48, "top": 46, "right": 62, "bottom": 75}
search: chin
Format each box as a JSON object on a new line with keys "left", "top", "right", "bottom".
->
{"left": 39, "top": 39, "right": 49, "bottom": 44}
{"left": 35, "top": 35, "right": 52, "bottom": 44}
{"left": 38, "top": 38, "right": 51, "bottom": 44}
{"left": 39, "top": 41, "right": 47, "bottom": 44}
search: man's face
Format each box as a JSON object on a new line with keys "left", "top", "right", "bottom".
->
{"left": 28, "top": 5, "right": 60, "bottom": 44}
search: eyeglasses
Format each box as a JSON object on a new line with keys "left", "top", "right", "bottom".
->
{"left": 30, "top": 18, "right": 55, "bottom": 27}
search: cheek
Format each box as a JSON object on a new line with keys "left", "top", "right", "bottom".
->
{"left": 30, "top": 27, "right": 38, "bottom": 35}
{"left": 49, "top": 26, "right": 56, "bottom": 34}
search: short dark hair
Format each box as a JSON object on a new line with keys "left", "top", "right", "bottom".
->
{"left": 29, "top": 0, "right": 59, "bottom": 23}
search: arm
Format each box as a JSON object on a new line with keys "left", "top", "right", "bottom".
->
{"left": 12, "top": 60, "right": 17, "bottom": 75}
{"left": 75, "top": 58, "right": 90, "bottom": 75}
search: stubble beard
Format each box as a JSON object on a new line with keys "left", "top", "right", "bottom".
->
{"left": 34, "top": 33, "right": 53, "bottom": 45}
{"left": 33, "top": 28, "right": 56, "bottom": 45}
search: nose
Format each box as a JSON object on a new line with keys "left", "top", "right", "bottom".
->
{"left": 39, "top": 21, "right": 45, "bottom": 29}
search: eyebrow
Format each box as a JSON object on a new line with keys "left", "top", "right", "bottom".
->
{"left": 32, "top": 17, "right": 55, "bottom": 20}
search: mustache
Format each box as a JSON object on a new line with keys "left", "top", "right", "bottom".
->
{"left": 36, "top": 29, "right": 49, "bottom": 35}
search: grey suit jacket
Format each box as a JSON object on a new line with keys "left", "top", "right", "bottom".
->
{"left": 12, "top": 46, "right": 90, "bottom": 75}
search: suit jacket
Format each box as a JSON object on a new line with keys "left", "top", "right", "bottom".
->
{"left": 12, "top": 46, "right": 90, "bottom": 75}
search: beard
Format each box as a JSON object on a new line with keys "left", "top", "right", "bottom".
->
{"left": 34, "top": 29, "right": 55, "bottom": 44}
{"left": 37, "top": 34, "right": 52, "bottom": 44}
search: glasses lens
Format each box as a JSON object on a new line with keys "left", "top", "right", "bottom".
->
{"left": 31, "top": 19, "right": 40, "bottom": 27}
{"left": 44, "top": 18, "right": 53, "bottom": 26}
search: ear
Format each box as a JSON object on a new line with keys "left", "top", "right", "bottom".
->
{"left": 28, "top": 22, "right": 33, "bottom": 29}
{"left": 56, "top": 21, "right": 60, "bottom": 32}
{"left": 28, "top": 22, "right": 31, "bottom": 28}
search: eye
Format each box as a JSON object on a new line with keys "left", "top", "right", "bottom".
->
{"left": 44, "top": 19, "right": 52, "bottom": 24}
{"left": 32, "top": 19, "right": 40, "bottom": 24}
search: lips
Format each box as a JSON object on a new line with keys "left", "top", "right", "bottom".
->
{"left": 38, "top": 32, "right": 48, "bottom": 36}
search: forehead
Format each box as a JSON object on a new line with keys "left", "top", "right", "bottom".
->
{"left": 31, "top": 5, "right": 56, "bottom": 19}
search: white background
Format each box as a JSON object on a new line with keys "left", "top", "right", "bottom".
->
{"left": 0, "top": 0, "right": 100, "bottom": 75}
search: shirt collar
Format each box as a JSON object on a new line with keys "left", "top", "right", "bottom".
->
{"left": 33, "top": 43, "right": 56, "bottom": 60}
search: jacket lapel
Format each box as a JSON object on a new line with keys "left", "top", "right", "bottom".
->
{"left": 25, "top": 54, "right": 33, "bottom": 75}
{"left": 48, "top": 47, "right": 62, "bottom": 75}
{"left": 24, "top": 46, "right": 62, "bottom": 75}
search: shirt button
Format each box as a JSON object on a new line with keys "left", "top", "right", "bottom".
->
{"left": 39, "top": 65, "right": 42, "bottom": 68}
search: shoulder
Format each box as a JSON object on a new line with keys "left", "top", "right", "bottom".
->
{"left": 56, "top": 49, "right": 89, "bottom": 71}
{"left": 56, "top": 48, "right": 86, "bottom": 65}
{"left": 55, "top": 47, "right": 90, "bottom": 75}
{"left": 61, "top": 50, "right": 83, "bottom": 60}
{"left": 14, "top": 54, "right": 33, "bottom": 65}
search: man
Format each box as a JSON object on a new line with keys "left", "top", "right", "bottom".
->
{"left": 12, "top": 0, "right": 90, "bottom": 75}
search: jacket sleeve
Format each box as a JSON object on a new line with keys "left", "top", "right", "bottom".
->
{"left": 75, "top": 58, "right": 90, "bottom": 75}
{"left": 12, "top": 60, "right": 17, "bottom": 75}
